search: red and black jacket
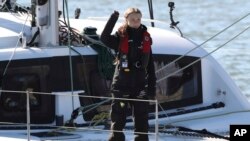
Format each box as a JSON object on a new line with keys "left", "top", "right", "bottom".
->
{"left": 101, "top": 13, "right": 156, "bottom": 97}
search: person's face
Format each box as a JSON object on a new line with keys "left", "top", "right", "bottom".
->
{"left": 126, "top": 13, "right": 142, "bottom": 29}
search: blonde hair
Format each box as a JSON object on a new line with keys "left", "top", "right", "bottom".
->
{"left": 124, "top": 7, "right": 142, "bottom": 18}
{"left": 118, "top": 8, "right": 142, "bottom": 37}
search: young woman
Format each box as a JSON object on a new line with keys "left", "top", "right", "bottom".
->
{"left": 101, "top": 8, "right": 156, "bottom": 141}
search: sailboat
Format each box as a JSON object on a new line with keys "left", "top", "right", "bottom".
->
{"left": 0, "top": 0, "right": 250, "bottom": 140}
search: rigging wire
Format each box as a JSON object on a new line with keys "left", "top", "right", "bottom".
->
{"left": 155, "top": 22, "right": 250, "bottom": 132}
{"left": 63, "top": 0, "right": 75, "bottom": 111}
{"left": 58, "top": 10, "right": 114, "bottom": 98}
{"left": 56, "top": 9, "right": 250, "bottom": 134}
{"left": 59, "top": 18, "right": 115, "bottom": 79}
{"left": 0, "top": 2, "right": 248, "bottom": 139}
{"left": 157, "top": 22, "right": 250, "bottom": 82}
{"left": 1, "top": 10, "right": 30, "bottom": 78}
{"left": 60, "top": 0, "right": 114, "bottom": 113}
{"left": 155, "top": 12, "right": 250, "bottom": 74}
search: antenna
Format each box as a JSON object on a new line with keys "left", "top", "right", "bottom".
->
{"left": 168, "top": 2, "right": 183, "bottom": 37}
{"left": 168, "top": 2, "right": 179, "bottom": 28}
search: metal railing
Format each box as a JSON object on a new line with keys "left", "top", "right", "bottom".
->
{"left": 0, "top": 89, "right": 159, "bottom": 141}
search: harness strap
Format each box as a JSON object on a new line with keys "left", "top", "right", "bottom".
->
{"left": 119, "top": 31, "right": 151, "bottom": 54}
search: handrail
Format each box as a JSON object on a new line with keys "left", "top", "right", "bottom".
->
{"left": 0, "top": 89, "right": 159, "bottom": 141}
{"left": 26, "top": 91, "right": 31, "bottom": 141}
{"left": 155, "top": 99, "right": 159, "bottom": 141}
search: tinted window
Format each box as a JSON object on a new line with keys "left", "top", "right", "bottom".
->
{"left": 151, "top": 55, "right": 202, "bottom": 111}
{"left": 0, "top": 65, "right": 54, "bottom": 123}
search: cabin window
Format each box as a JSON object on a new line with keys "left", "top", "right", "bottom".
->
{"left": 76, "top": 59, "right": 112, "bottom": 121}
{"left": 0, "top": 65, "right": 54, "bottom": 124}
{"left": 1, "top": 73, "right": 41, "bottom": 111}
{"left": 78, "top": 54, "right": 202, "bottom": 121}
{"left": 151, "top": 54, "right": 202, "bottom": 111}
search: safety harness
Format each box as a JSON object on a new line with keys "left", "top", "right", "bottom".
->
{"left": 119, "top": 31, "right": 151, "bottom": 71}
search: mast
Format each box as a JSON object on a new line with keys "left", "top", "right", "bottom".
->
{"left": 36, "top": 0, "right": 59, "bottom": 47}
{"left": 147, "top": 0, "right": 155, "bottom": 27}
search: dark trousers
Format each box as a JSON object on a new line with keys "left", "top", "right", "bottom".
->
{"left": 108, "top": 90, "right": 149, "bottom": 141}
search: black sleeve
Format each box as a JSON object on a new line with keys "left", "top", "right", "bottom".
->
{"left": 146, "top": 49, "right": 156, "bottom": 97}
{"left": 100, "top": 13, "right": 120, "bottom": 51}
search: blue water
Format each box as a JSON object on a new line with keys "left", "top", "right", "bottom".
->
{"left": 18, "top": 0, "right": 250, "bottom": 97}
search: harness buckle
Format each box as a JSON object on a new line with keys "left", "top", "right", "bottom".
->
{"left": 134, "top": 61, "right": 142, "bottom": 68}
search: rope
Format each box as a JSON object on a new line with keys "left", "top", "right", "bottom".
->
{"left": 89, "top": 112, "right": 109, "bottom": 127}
{"left": 90, "top": 43, "right": 115, "bottom": 80}
{"left": 156, "top": 125, "right": 230, "bottom": 140}
{"left": 59, "top": 18, "right": 115, "bottom": 80}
